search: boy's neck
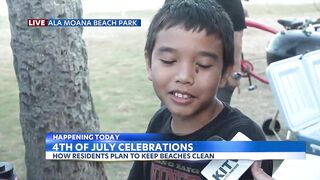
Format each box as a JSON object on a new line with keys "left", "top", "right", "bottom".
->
{"left": 170, "top": 99, "right": 224, "bottom": 136}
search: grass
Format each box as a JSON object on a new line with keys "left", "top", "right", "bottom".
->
{"left": 0, "top": 3, "right": 319, "bottom": 180}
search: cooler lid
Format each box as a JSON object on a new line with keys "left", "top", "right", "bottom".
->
{"left": 266, "top": 51, "right": 320, "bottom": 132}
{"left": 302, "top": 50, "right": 320, "bottom": 104}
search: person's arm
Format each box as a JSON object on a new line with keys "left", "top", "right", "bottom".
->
{"left": 233, "top": 31, "right": 243, "bottom": 74}
{"left": 226, "top": 30, "right": 243, "bottom": 89}
{"left": 216, "top": 0, "right": 246, "bottom": 90}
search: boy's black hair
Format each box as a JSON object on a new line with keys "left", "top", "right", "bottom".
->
{"left": 145, "top": 0, "right": 234, "bottom": 74}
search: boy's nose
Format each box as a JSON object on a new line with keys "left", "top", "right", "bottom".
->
{"left": 175, "top": 63, "right": 195, "bottom": 85}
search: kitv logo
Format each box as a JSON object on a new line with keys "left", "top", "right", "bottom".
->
{"left": 212, "top": 160, "right": 239, "bottom": 180}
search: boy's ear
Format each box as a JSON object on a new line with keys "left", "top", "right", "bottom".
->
{"left": 145, "top": 51, "right": 152, "bottom": 81}
{"left": 219, "top": 66, "right": 232, "bottom": 88}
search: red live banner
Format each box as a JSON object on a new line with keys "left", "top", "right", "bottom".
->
{"left": 27, "top": 19, "right": 48, "bottom": 27}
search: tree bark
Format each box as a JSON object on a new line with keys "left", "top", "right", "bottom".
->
{"left": 6, "top": 0, "right": 107, "bottom": 179}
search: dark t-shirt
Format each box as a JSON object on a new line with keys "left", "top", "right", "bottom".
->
{"left": 128, "top": 105, "right": 273, "bottom": 180}
{"left": 216, "top": 0, "right": 246, "bottom": 31}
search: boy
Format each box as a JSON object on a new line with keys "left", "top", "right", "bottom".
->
{"left": 128, "top": 0, "right": 273, "bottom": 179}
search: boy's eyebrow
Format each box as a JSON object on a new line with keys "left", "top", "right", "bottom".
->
{"left": 157, "top": 46, "right": 176, "bottom": 53}
{"left": 157, "top": 46, "right": 219, "bottom": 61}
{"left": 198, "top": 51, "right": 219, "bottom": 61}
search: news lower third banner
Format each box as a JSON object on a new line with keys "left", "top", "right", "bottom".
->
{"left": 27, "top": 19, "right": 141, "bottom": 27}
{"left": 45, "top": 133, "right": 306, "bottom": 161}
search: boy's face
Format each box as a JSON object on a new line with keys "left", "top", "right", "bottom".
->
{"left": 147, "top": 26, "right": 230, "bottom": 119}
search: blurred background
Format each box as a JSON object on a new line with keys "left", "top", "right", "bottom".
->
{"left": 0, "top": 0, "right": 319, "bottom": 179}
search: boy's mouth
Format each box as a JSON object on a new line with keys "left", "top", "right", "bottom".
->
{"left": 169, "top": 90, "right": 195, "bottom": 99}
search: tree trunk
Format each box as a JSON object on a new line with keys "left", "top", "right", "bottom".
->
{"left": 6, "top": 0, "right": 107, "bottom": 179}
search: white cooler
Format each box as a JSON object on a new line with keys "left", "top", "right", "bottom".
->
{"left": 266, "top": 49, "right": 320, "bottom": 156}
